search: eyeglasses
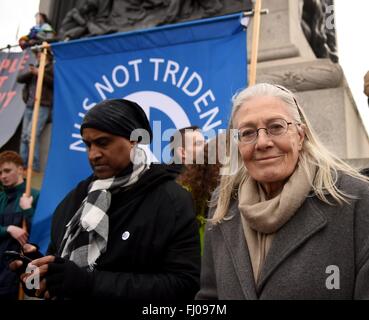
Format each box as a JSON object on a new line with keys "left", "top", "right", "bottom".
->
{"left": 237, "top": 118, "right": 297, "bottom": 144}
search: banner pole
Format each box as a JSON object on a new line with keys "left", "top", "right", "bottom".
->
{"left": 25, "top": 42, "right": 48, "bottom": 196}
{"left": 17, "top": 219, "right": 27, "bottom": 300}
{"left": 19, "top": 41, "right": 49, "bottom": 301}
{"left": 249, "top": 0, "right": 262, "bottom": 86}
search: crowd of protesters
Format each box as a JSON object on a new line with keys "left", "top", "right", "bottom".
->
{"left": 1, "top": 11, "right": 369, "bottom": 302}
{"left": 2, "top": 84, "right": 369, "bottom": 300}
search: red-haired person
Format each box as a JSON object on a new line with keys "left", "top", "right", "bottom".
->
{"left": 0, "top": 151, "right": 39, "bottom": 300}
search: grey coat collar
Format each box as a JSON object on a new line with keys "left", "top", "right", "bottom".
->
{"left": 219, "top": 196, "right": 327, "bottom": 298}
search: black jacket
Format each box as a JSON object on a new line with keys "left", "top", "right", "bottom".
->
{"left": 47, "top": 165, "right": 200, "bottom": 301}
{"left": 16, "top": 62, "right": 54, "bottom": 108}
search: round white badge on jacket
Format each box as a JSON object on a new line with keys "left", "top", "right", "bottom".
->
{"left": 122, "top": 231, "right": 130, "bottom": 240}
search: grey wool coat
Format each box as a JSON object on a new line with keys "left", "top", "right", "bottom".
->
{"left": 196, "top": 174, "right": 369, "bottom": 300}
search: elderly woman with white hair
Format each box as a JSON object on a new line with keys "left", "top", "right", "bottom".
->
{"left": 196, "top": 83, "right": 369, "bottom": 300}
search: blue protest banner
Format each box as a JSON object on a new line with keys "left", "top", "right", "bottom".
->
{"left": 30, "top": 13, "right": 247, "bottom": 252}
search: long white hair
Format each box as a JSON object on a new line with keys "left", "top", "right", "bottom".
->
{"left": 210, "top": 83, "right": 369, "bottom": 224}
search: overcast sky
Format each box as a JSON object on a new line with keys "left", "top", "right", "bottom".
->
{"left": 335, "top": 0, "right": 369, "bottom": 133}
{"left": 0, "top": 0, "right": 369, "bottom": 134}
{"left": 0, "top": 0, "right": 39, "bottom": 50}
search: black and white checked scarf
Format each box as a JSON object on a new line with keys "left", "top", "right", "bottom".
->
{"left": 59, "top": 147, "right": 148, "bottom": 270}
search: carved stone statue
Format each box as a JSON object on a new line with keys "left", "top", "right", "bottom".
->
{"left": 55, "top": 0, "right": 339, "bottom": 64}
{"left": 161, "top": 0, "right": 224, "bottom": 24}
{"left": 57, "top": 0, "right": 251, "bottom": 39}
{"left": 59, "top": 0, "right": 116, "bottom": 40}
{"left": 301, "top": 0, "right": 338, "bottom": 63}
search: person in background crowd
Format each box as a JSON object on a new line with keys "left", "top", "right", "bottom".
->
{"left": 170, "top": 126, "right": 208, "bottom": 252}
{"left": 0, "top": 151, "right": 38, "bottom": 300}
{"left": 196, "top": 83, "right": 369, "bottom": 300}
{"left": 10, "top": 99, "right": 200, "bottom": 301}
{"left": 16, "top": 47, "right": 53, "bottom": 172}
{"left": 166, "top": 125, "right": 206, "bottom": 177}
{"left": 171, "top": 126, "right": 206, "bottom": 168}
{"left": 176, "top": 138, "right": 221, "bottom": 255}
{"left": 19, "top": 12, "right": 55, "bottom": 50}
{"left": 364, "top": 71, "right": 369, "bottom": 106}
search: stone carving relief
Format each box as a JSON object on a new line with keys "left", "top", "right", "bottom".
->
{"left": 58, "top": 0, "right": 251, "bottom": 40}
{"left": 257, "top": 59, "right": 343, "bottom": 92}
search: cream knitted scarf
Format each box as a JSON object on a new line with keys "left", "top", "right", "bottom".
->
{"left": 238, "top": 162, "right": 316, "bottom": 283}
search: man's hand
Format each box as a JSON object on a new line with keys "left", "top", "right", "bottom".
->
{"left": 8, "top": 243, "right": 38, "bottom": 272}
{"left": 19, "top": 194, "right": 33, "bottom": 210}
{"left": 8, "top": 260, "right": 24, "bottom": 272}
{"left": 23, "top": 255, "right": 56, "bottom": 299}
{"left": 8, "top": 244, "right": 46, "bottom": 297}
{"left": 7, "top": 225, "right": 28, "bottom": 246}
{"left": 25, "top": 257, "right": 93, "bottom": 300}
{"left": 29, "top": 65, "right": 39, "bottom": 76}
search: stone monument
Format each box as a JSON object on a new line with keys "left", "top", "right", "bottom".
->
{"left": 39, "top": 0, "right": 369, "bottom": 169}
{"left": 251, "top": 0, "right": 369, "bottom": 166}
{"left": 56, "top": 0, "right": 252, "bottom": 40}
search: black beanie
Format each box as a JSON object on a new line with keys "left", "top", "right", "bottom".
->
{"left": 80, "top": 99, "right": 152, "bottom": 144}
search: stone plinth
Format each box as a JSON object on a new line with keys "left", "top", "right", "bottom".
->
{"left": 249, "top": 0, "right": 369, "bottom": 162}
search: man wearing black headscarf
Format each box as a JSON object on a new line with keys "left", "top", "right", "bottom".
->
{"left": 11, "top": 99, "right": 200, "bottom": 301}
